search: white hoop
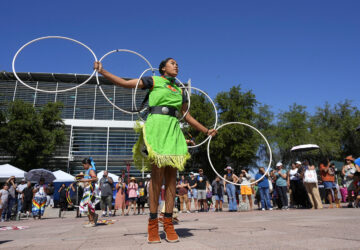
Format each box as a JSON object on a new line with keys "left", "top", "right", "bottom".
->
{"left": 180, "top": 86, "right": 218, "bottom": 149}
{"left": 12, "top": 36, "right": 98, "bottom": 93}
{"left": 133, "top": 68, "right": 190, "bottom": 122}
{"left": 207, "top": 122, "right": 272, "bottom": 186}
{"left": 96, "top": 49, "right": 154, "bottom": 114}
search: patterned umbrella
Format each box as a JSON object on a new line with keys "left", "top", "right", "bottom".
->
{"left": 25, "top": 169, "right": 56, "bottom": 183}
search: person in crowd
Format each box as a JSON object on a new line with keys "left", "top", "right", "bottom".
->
{"left": 2, "top": 176, "right": 17, "bottom": 221}
{"left": 114, "top": 177, "right": 127, "bottom": 216}
{"left": 223, "top": 166, "right": 238, "bottom": 212}
{"left": 70, "top": 173, "right": 85, "bottom": 218}
{"left": 197, "top": 169, "right": 208, "bottom": 212}
{"left": 274, "top": 162, "right": 288, "bottom": 210}
{"left": 127, "top": 177, "right": 138, "bottom": 215}
{"left": 206, "top": 181, "right": 213, "bottom": 211}
{"left": 239, "top": 169, "right": 253, "bottom": 211}
{"left": 253, "top": 181, "right": 260, "bottom": 210}
{"left": 79, "top": 158, "right": 99, "bottom": 227}
{"left": 145, "top": 174, "right": 151, "bottom": 207}
{"left": 353, "top": 172, "right": 360, "bottom": 207}
{"left": 32, "top": 177, "right": 48, "bottom": 219}
{"left": 58, "top": 183, "right": 68, "bottom": 217}
{"left": 212, "top": 176, "right": 224, "bottom": 212}
{"left": 269, "top": 170, "right": 279, "bottom": 208}
{"left": 99, "top": 171, "right": 114, "bottom": 217}
{"left": 295, "top": 161, "right": 312, "bottom": 208}
{"left": 299, "top": 160, "right": 323, "bottom": 209}
{"left": 46, "top": 182, "right": 55, "bottom": 208}
{"left": 255, "top": 167, "right": 273, "bottom": 210}
{"left": 320, "top": 159, "right": 340, "bottom": 208}
{"left": 137, "top": 180, "right": 147, "bottom": 215}
{"left": 341, "top": 155, "right": 356, "bottom": 208}
{"left": 187, "top": 172, "right": 198, "bottom": 212}
{"left": 287, "top": 162, "right": 301, "bottom": 208}
{"left": 0, "top": 183, "right": 10, "bottom": 222}
{"left": 22, "top": 181, "right": 33, "bottom": 218}
{"left": 16, "top": 179, "right": 27, "bottom": 219}
{"left": 176, "top": 175, "right": 191, "bottom": 213}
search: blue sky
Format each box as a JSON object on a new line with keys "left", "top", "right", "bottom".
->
{"left": 1, "top": 0, "right": 359, "bottom": 115}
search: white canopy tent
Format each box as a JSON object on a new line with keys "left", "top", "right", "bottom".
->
{"left": 0, "top": 164, "right": 26, "bottom": 181}
{"left": 97, "top": 171, "right": 119, "bottom": 182}
{"left": 53, "top": 170, "right": 75, "bottom": 182}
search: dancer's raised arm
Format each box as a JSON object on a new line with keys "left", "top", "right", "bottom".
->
{"left": 94, "top": 61, "right": 144, "bottom": 89}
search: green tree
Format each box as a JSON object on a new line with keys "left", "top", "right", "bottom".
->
{"left": 273, "top": 103, "right": 313, "bottom": 164}
{"left": 310, "top": 100, "right": 360, "bottom": 160}
{"left": 0, "top": 100, "right": 66, "bottom": 171}
{"left": 185, "top": 85, "right": 261, "bottom": 179}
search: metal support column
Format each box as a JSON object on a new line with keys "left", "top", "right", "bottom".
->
{"left": 12, "top": 81, "right": 18, "bottom": 101}
{"left": 67, "top": 125, "right": 74, "bottom": 174}
{"left": 33, "top": 81, "right": 39, "bottom": 106}
{"left": 105, "top": 127, "right": 110, "bottom": 171}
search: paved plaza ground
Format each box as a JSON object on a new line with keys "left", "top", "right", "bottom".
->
{"left": 0, "top": 205, "right": 359, "bottom": 249}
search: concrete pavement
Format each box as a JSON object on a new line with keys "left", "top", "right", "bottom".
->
{"left": 0, "top": 206, "right": 359, "bottom": 249}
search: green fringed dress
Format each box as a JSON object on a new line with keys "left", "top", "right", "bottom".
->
{"left": 133, "top": 75, "right": 190, "bottom": 171}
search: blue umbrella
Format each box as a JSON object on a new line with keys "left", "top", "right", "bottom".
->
{"left": 25, "top": 169, "right": 56, "bottom": 183}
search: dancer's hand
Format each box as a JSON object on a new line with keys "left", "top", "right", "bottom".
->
{"left": 207, "top": 129, "right": 217, "bottom": 137}
{"left": 94, "top": 61, "right": 104, "bottom": 74}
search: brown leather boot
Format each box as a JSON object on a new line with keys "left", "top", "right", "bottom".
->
{"left": 163, "top": 217, "right": 179, "bottom": 243}
{"left": 147, "top": 218, "right": 161, "bottom": 244}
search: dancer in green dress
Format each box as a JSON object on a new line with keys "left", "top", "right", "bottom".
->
{"left": 94, "top": 58, "right": 216, "bottom": 243}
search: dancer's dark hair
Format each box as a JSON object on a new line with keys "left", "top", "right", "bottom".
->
{"left": 159, "top": 58, "right": 174, "bottom": 75}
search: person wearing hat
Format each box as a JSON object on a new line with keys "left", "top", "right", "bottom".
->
{"left": 223, "top": 166, "right": 238, "bottom": 212}
{"left": 342, "top": 155, "right": 356, "bottom": 208}
{"left": 239, "top": 169, "right": 253, "bottom": 211}
{"left": 274, "top": 162, "right": 288, "bottom": 210}
{"left": 126, "top": 177, "right": 138, "bottom": 215}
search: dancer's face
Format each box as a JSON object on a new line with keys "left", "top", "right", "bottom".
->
{"left": 162, "top": 59, "right": 178, "bottom": 77}
{"left": 82, "top": 163, "right": 90, "bottom": 170}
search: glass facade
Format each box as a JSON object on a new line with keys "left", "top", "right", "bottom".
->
{"left": 0, "top": 72, "right": 148, "bottom": 176}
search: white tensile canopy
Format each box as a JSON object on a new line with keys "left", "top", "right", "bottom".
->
{"left": 290, "top": 144, "right": 320, "bottom": 153}
{"left": 53, "top": 170, "right": 75, "bottom": 182}
{"left": 0, "top": 164, "right": 26, "bottom": 180}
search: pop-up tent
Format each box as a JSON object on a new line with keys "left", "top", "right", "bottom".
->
{"left": 0, "top": 164, "right": 26, "bottom": 181}
{"left": 53, "top": 170, "right": 75, "bottom": 183}
{"left": 52, "top": 170, "right": 75, "bottom": 204}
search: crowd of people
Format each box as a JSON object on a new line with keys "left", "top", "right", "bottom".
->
{"left": 0, "top": 176, "right": 56, "bottom": 222}
{"left": 1, "top": 155, "right": 360, "bottom": 224}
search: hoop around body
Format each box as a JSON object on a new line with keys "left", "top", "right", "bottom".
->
{"left": 207, "top": 122, "right": 272, "bottom": 186}
{"left": 96, "top": 49, "right": 154, "bottom": 114}
{"left": 12, "top": 36, "right": 98, "bottom": 93}
{"left": 133, "top": 68, "right": 190, "bottom": 122}
{"left": 180, "top": 86, "right": 218, "bottom": 149}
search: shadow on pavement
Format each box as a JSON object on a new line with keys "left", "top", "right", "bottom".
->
{"left": 0, "top": 241, "right": 13, "bottom": 245}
